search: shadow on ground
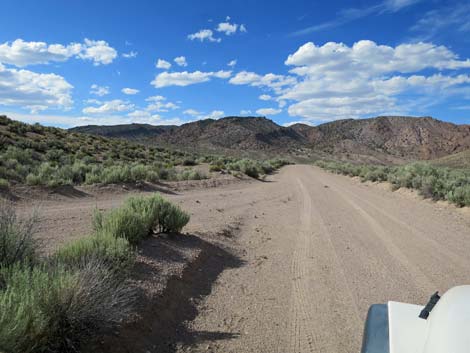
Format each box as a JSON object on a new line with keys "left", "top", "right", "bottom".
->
{"left": 90, "top": 233, "right": 244, "bottom": 353}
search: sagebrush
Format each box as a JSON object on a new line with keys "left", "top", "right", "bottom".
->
{"left": 316, "top": 160, "right": 470, "bottom": 207}
{"left": 0, "top": 261, "right": 135, "bottom": 353}
{"left": 0, "top": 202, "right": 38, "bottom": 269}
{"left": 0, "top": 193, "right": 190, "bottom": 352}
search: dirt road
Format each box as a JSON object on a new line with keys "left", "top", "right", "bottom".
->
{"left": 19, "top": 165, "right": 470, "bottom": 353}
{"left": 173, "top": 165, "right": 470, "bottom": 353}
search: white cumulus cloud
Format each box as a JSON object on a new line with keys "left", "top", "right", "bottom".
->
{"left": 0, "top": 38, "right": 117, "bottom": 66}
{"left": 281, "top": 40, "right": 470, "bottom": 121}
{"left": 90, "top": 84, "right": 110, "bottom": 97}
{"left": 183, "top": 109, "right": 202, "bottom": 116}
{"left": 0, "top": 63, "right": 73, "bottom": 113}
{"left": 0, "top": 39, "right": 81, "bottom": 67}
{"left": 121, "top": 87, "right": 139, "bottom": 95}
{"left": 285, "top": 40, "right": 470, "bottom": 74}
{"left": 151, "top": 70, "right": 231, "bottom": 88}
{"left": 256, "top": 108, "right": 282, "bottom": 116}
{"left": 229, "top": 71, "right": 296, "bottom": 94}
{"left": 259, "top": 94, "right": 272, "bottom": 101}
{"left": 187, "top": 29, "right": 221, "bottom": 43}
{"left": 174, "top": 56, "right": 188, "bottom": 67}
{"left": 228, "top": 59, "right": 237, "bottom": 67}
{"left": 156, "top": 59, "right": 172, "bottom": 70}
{"left": 146, "top": 100, "right": 179, "bottom": 112}
{"left": 77, "top": 39, "right": 117, "bottom": 65}
{"left": 146, "top": 95, "right": 166, "bottom": 102}
{"left": 122, "top": 51, "right": 137, "bottom": 58}
{"left": 82, "top": 99, "right": 134, "bottom": 114}
{"left": 216, "top": 19, "right": 247, "bottom": 35}
{"left": 216, "top": 22, "right": 238, "bottom": 35}
{"left": 203, "top": 110, "right": 225, "bottom": 119}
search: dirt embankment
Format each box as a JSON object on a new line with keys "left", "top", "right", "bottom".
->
{"left": 11, "top": 165, "right": 470, "bottom": 353}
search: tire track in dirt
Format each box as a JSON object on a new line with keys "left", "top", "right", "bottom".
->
{"left": 315, "top": 169, "right": 470, "bottom": 295}
{"left": 288, "top": 177, "right": 362, "bottom": 353}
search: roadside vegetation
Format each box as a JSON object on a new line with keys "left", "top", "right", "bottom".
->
{"left": 315, "top": 160, "right": 470, "bottom": 207}
{"left": 0, "top": 116, "right": 290, "bottom": 189}
{"left": 0, "top": 194, "right": 190, "bottom": 352}
{"left": 207, "top": 157, "right": 290, "bottom": 178}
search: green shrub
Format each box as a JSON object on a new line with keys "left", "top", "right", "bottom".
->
{"left": 182, "top": 158, "right": 197, "bottom": 166}
{"left": 123, "top": 195, "right": 162, "bottom": 234}
{"left": 155, "top": 198, "right": 191, "bottom": 233}
{"left": 0, "top": 262, "right": 135, "bottom": 353}
{"left": 0, "top": 265, "right": 76, "bottom": 352}
{"left": 25, "top": 173, "right": 42, "bottom": 186}
{"left": 54, "top": 233, "right": 135, "bottom": 273}
{"left": 177, "top": 169, "right": 206, "bottom": 181}
{"left": 124, "top": 194, "right": 190, "bottom": 234}
{"left": 0, "top": 202, "right": 38, "bottom": 269}
{"left": 209, "top": 164, "right": 223, "bottom": 172}
{"left": 25, "top": 163, "right": 72, "bottom": 187}
{"left": 0, "top": 178, "right": 9, "bottom": 190}
{"left": 94, "top": 207, "right": 147, "bottom": 245}
{"left": 2, "top": 146, "right": 34, "bottom": 165}
{"left": 447, "top": 185, "right": 470, "bottom": 207}
{"left": 227, "top": 159, "right": 261, "bottom": 178}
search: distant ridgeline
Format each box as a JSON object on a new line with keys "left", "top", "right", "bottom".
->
{"left": 70, "top": 115, "right": 470, "bottom": 163}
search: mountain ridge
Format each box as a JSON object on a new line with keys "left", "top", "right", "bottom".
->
{"left": 70, "top": 115, "right": 470, "bottom": 163}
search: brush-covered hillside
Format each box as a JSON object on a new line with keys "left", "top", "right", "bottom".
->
{"left": 71, "top": 115, "right": 470, "bottom": 164}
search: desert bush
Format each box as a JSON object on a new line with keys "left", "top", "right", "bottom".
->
{"left": 84, "top": 162, "right": 206, "bottom": 185}
{"left": 209, "top": 164, "right": 223, "bottom": 172}
{"left": 0, "top": 261, "right": 135, "bottom": 353}
{"left": 0, "top": 202, "right": 38, "bottom": 269}
{"left": 2, "top": 146, "right": 34, "bottom": 165}
{"left": 155, "top": 199, "right": 191, "bottom": 233}
{"left": 182, "top": 158, "right": 197, "bottom": 166}
{"left": 267, "top": 159, "right": 290, "bottom": 170}
{"left": 177, "top": 169, "right": 206, "bottom": 181}
{"left": 447, "top": 185, "right": 470, "bottom": 207}
{"left": 124, "top": 194, "right": 190, "bottom": 234}
{"left": 227, "top": 159, "right": 261, "bottom": 178}
{"left": 25, "top": 162, "right": 72, "bottom": 187}
{"left": 54, "top": 233, "right": 135, "bottom": 273}
{"left": 124, "top": 195, "right": 162, "bottom": 234}
{"left": 94, "top": 207, "right": 147, "bottom": 245}
{"left": 130, "top": 164, "right": 147, "bottom": 181}
{"left": 0, "top": 178, "right": 9, "bottom": 190}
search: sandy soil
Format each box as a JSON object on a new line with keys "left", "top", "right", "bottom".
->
{"left": 11, "top": 165, "right": 470, "bottom": 353}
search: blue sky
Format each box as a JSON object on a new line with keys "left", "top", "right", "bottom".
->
{"left": 1, "top": 0, "right": 470, "bottom": 127}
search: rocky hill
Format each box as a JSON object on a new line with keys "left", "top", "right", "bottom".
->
{"left": 292, "top": 116, "right": 470, "bottom": 161}
{"left": 70, "top": 115, "right": 470, "bottom": 163}
{"left": 72, "top": 117, "right": 310, "bottom": 158}
{"left": 69, "top": 123, "right": 174, "bottom": 140}
{"left": 149, "top": 117, "right": 307, "bottom": 152}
